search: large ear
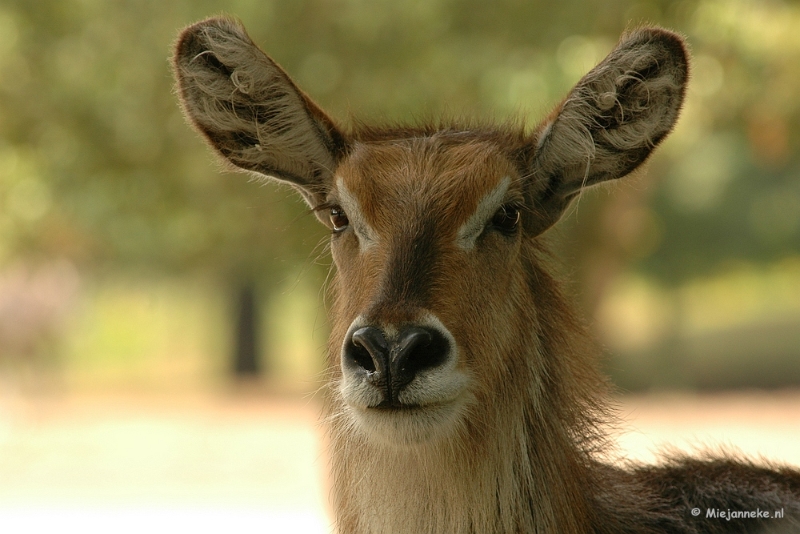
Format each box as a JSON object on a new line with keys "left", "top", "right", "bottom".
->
{"left": 172, "top": 17, "right": 347, "bottom": 208}
{"left": 528, "top": 27, "right": 689, "bottom": 234}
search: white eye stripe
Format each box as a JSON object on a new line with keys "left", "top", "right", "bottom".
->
{"left": 456, "top": 176, "right": 512, "bottom": 250}
{"left": 336, "top": 177, "right": 379, "bottom": 247}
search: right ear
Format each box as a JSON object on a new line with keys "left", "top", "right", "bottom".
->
{"left": 172, "top": 17, "right": 347, "bottom": 208}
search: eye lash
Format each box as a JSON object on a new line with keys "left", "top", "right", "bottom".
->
{"left": 503, "top": 201, "right": 525, "bottom": 212}
{"left": 314, "top": 201, "right": 338, "bottom": 213}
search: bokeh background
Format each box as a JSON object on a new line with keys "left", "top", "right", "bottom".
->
{"left": 1, "top": 0, "right": 799, "bottom": 532}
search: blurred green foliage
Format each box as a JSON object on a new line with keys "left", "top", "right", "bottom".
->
{"left": 0, "top": 1, "right": 326, "bottom": 281}
{"left": 1, "top": 0, "right": 798, "bottom": 280}
{"left": 0, "top": 0, "right": 798, "bottom": 389}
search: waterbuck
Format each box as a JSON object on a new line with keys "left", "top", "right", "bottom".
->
{"left": 172, "top": 17, "right": 800, "bottom": 533}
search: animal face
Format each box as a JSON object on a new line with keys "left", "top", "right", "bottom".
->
{"left": 324, "top": 136, "right": 539, "bottom": 444}
{"left": 173, "top": 17, "right": 688, "bottom": 447}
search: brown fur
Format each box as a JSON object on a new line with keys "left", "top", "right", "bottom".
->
{"left": 172, "top": 17, "right": 800, "bottom": 533}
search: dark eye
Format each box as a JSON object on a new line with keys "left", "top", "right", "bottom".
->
{"left": 490, "top": 204, "right": 520, "bottom": 234}
{"left": 330, "top": 206, "right": 349, "bottom": 233}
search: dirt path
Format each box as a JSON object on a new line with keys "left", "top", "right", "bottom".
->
{"left": 616, "top": 391, "right": 800, "bottom": 466}
{"left": 1, "top": 389, "right": 798, "bottom": 533}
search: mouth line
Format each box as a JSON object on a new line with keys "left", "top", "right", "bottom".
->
{"left": 358, "top": 391, "right": 465, "bottom": 413}
{"left": 367, "top": 400, "right": 426, "bottom": 412}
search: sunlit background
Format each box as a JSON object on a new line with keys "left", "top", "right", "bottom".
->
{"left": 1, "top": 0, "right": 799, "bottom": 532}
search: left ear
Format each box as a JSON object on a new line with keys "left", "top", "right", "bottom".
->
{"left": 172, "top": 17, "right": 347, "bottom": 210}
{"left": 528, "top": 27, "right": 689, "bottom": 234}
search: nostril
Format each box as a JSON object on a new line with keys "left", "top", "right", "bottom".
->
{"left": 393, "top": 327, "right": 450, "bottom": 385}
{"left": 347, "top": 327, "right": 388, "bottom": 374}
{"left": 349, "top": 342, "right": 376, "bottom": 372}
{"left": 395, "top": 328, "right": 431, "bottom": 374}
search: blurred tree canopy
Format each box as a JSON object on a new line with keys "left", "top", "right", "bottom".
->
{"left": 0, "top": 0, "right": 798, "bottom": 378}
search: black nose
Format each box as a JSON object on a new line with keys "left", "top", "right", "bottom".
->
{"left": 344, "top": 325, "right": 450, "bottom": 403}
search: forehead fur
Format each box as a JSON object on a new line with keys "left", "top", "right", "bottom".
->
{"left": 335, "top": 127, "right": 531, "bottom": 232}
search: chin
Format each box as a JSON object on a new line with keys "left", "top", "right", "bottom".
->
{"left": 347, "top": 398, "right": 469, "bottom": 448}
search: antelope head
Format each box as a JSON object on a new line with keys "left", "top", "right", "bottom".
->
{"left": 173, "top": 18, "right": 688, "bottom": 448}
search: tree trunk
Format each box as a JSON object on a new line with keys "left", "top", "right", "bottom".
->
{"left": 233, "top": 281, "right": 261, "bottom": 377}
